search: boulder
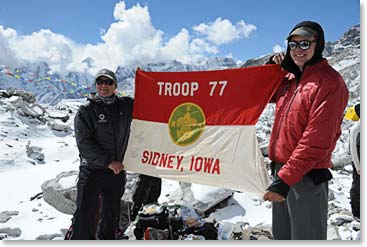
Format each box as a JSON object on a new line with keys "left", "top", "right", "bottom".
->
{"left": 26, "top": 142, "right": 45, "bottom": 164}
{"left": 18, "top": 102, "right": 46, "bottom": 118}
{"left": 47, "top": 110, "right": 70, "bottom": 122}
{"left": 168, "top": 182, "right": 234, "bottom": 214}
{"left": 0, "top": 227, "right": 22, "bottom": 238}
{"left": 41, "top": 171, "right": 79, "bottom": 215}
{"left": 40, "top": 171, "right": 138, "bottom": 218}
{"left": 0, "top": 211, "right": 19, "bottom": 223}
{"left": 11, "top": 89, "right": 36, "bottom": 103}
{"left": 327, "top": 225, "right": 340, "bottom": 240}
{"left": 35, "top": 233, "right": 63, "bottom": 240}
{"left": 0, "top": 215, "right": 11, "bottom": 223}
{"left": 48, "top": 119, "right": 71, "bottom": 132}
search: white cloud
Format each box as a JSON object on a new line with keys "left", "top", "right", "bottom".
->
{"left": 0, "top": 1, "right": 257, "bottom": 74}
{"left": 193, "top": 18, "right": 256, "bottom": 45}
{"left": 113, "top": 1, "right": 126, "bottom": 20}
{"left": 0, "top": 25, "right": 82, "bottom": 73}
{"left": 236, "top": 20, "right": 257, "bottom": 38}
{"left": 272, "top": 44, "right": 285, "bottom": 53}
{"left": 190, "top": 38, "right": 218, "bottom": 54}
{"left": 11, "top": 29, "right": 75, "bottom": 73}
{"left": 160, "top": 29, "right": 190, "bottom": 62}
{"left": 0, "top": 25, "right": 20, "bottom": 67}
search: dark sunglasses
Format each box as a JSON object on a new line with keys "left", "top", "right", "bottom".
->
{"left": 288, "top": 40, "right": 316, "bottom": 51}
{"left": 96, "top": 78, "right": 114, "bottom": 85}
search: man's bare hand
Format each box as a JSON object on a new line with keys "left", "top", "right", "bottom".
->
{"left": 108, "top": 161, "right": 124, "bottom": 174}
{"left": 263, "top": 190, "right": 285, "bottom": 203}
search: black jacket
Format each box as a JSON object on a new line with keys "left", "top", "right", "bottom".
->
{"left": 74, "top": 95, "right": 134, "bottom": 170}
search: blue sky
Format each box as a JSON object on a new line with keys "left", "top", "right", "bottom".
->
{"left": 0, "top": 0, "right": 360, "bottom": 73}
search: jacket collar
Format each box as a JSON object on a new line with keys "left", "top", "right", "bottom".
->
{"left": 87, "top": 93, "right": 117, "bottom": 105}
{"left": 284, "top": 59, "right": 329, "bottom": 82}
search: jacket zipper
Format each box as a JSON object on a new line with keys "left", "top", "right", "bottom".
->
{"left": 111, "top": 103, "right": 118, "bottom": 160}
{"left": 270, "top": 82, "right": 300, "bottom": 161}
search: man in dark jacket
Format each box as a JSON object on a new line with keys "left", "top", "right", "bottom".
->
{"left": 68, "top": 69, "right": 133, "bottom": 240}
{"left": 263, "top": 21, "right": 348, "bottom": 239}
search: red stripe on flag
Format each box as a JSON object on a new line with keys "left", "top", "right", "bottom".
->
{"left": 133, "top": 65, "right": 285, "bottom": 125}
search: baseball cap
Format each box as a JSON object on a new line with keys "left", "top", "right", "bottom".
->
{"left": 287, "top": 26, "right": 318, "bottom": 40}
{"left": 95, "top": 69, "right": 117, "bottom": 84}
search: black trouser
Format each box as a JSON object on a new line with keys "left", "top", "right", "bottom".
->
{"left": 69, "top": 167, "right": 125, "bottom": 240}
{"left": 350, "top": 166, "right": 360, "bottom": 219}
{"left": 131, "top": 174, "right": 162, "bottom": 220}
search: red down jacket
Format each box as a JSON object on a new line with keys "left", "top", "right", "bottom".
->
{"left": 268, "top": 59, "right": 348, "bottom": 186}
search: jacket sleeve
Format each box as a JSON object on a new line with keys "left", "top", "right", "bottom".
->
{"left": 350, "top": 121, "right": 360, "bottom": 172}
{"left": 74, "top": 105, "right": 112, "bottom": 168}
{"left": 278, "top": 75, "right": 349, "bottom": 186}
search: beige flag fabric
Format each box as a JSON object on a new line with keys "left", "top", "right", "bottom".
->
{"left": 123, "top": 65, "right": 286, "bottom": 195}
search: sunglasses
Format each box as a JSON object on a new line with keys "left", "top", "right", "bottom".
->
{"left": 288, "top": 40, "right": 316, "bottom": 51}
{"left": 96, "top": 78, "right": 114, "bottom": 85}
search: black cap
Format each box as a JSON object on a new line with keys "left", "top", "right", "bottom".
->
{"left": 95, "top": 69, "right": 117, "bottom": 84}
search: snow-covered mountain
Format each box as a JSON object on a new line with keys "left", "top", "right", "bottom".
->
{"left": 0, "top": 57, "right": 238, "bottom": 105}
{"left": 0, "top": 25, "right": 360, "bottom": 107}
{"left": 0, "top": 62, "right": 94, "bottom": 105}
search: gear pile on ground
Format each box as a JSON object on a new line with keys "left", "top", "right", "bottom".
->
{"left": 125, "top": 203, "right": 217, "bottom": 240}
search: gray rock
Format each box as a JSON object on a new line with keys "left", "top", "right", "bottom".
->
{"left": 1, "top": 211, "right": 19, "bottom": 216}
{"left": 48, "top": 119, "right": 71, "bottom": 132}
{"left": 35, "top": 233, "right": 63, "bottom": 240}
{"left": 0, "top": 227, "right": 22, "bottom": 237}
{"left": 41, "top": 171, "right": 79, "bottom": 215}
{"left": 248, "top": 226, "right": 273, "bottom": 240}
{"left": 18, "top": 102, "right": 46, "bottom": 118}
{"left": 230, "top": 224, "right": 272, "bottom": 240}
{"left": 351, "top": 221, "right": 360, "bottom": 231}
{"left": 0, "top": 215, "right": 11, "bottom": 223}
{"left": 10, "top": 89, "right": 36, "bottom": 103}
{"left": 47, "top": 110, "right": 70, "bottom": 122}
{"left": 327, "top": 225, "right": 340, "bottom": 240}
{"left": 26, "top": 141, "right": 45, "bottom": 163}
{"left": 0, "top": 211, "right": 19, "bottom": 223}
{"left": 328, "top": 190, "right": 336, "bottom": 201}
{"left": 168, "top": 182, "right": 234, "bottom": 214}
{"left": 6, "top": 95, "right": 45, "bottom": 118}
{"left": 330, "top": 213, "right": 354, "bottom": 226}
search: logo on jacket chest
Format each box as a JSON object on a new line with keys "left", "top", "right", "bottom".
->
{"left": 97, "top": 113, "right": 108, "bottom": 123}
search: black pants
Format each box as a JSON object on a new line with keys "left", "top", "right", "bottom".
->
{"left": 69, "top": 167, "right": 125, "bottom": 240}
{"left": 130, "top": 174, "right": 162, "bottom": 220}
{"left": 350, "top": 166, "right": 360, "bottom": 219}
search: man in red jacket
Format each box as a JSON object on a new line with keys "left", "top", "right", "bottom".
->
{"left": 263, "top": 21, "right": 348, "bottom": 239}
